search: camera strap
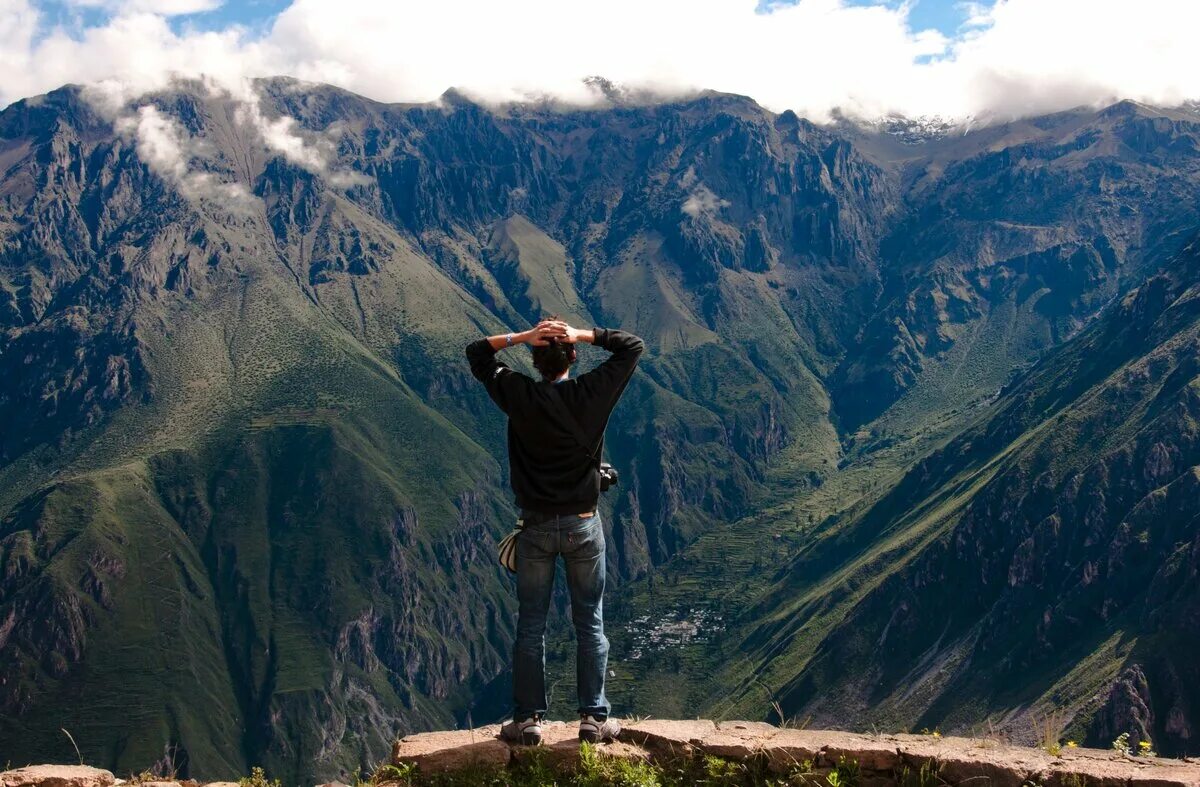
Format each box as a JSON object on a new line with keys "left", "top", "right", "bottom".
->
{"left": 542, "top": 382, "right": 603, "bottom": 468}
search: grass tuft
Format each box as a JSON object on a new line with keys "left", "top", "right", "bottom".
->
{"left": 896, "top": 759, "right": 944, "bottom": 787}
{"left": 1111, "top": 733, "right": 1131, "bottom": 757}
{"left": 239, "top": 766, "right": 282, "bottom": 787}
{"left": 1036, "top": 711, "right": 1065, "bottom": 757}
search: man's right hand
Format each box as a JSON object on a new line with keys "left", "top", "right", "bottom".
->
{"left": 553, "top": 322, "right": 594, "bottom": 344}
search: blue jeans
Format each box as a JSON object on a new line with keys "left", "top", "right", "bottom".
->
{"left": 513, "top": 512, "right": 610, "bottom": 720}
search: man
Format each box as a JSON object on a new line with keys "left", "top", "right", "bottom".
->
{"left": 465, "top": 316, "right": 644, "bottom": 746}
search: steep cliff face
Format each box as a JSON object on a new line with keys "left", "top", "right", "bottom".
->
{"left": 834, "top": 102, "right": 1200, "bottom": 429}
{"left": 740, "top": 239, "right": 1200, "bottom": 754}
{"left": 0, "top": 92, "right": 151, "bottom": 464}
{"left": 4, "top": 79, "right": 1200, "bottom": 782}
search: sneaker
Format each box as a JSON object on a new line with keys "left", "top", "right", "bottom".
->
{"left": 500, "top": 716, "right": 543, "bottom": 746}
{"left": 578, "top": 714, "right": 621, "bottom": 743}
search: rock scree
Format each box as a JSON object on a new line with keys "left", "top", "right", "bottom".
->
{"left": 391, "top": 720, "right": 1200, "bottom": 786}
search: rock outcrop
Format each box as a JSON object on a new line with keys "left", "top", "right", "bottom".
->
{"left": 392, "top": 720, "right": 1200, "bottom": 786}
{"left": 0, "top": 766, "right": 115, "bottom": 787}
{"left": 4, "top": 721, "right": 1199, "bottom": 786}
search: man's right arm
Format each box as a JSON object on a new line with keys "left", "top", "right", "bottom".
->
{"left": 465, "top": 321, "right": 570, "bottom": 412}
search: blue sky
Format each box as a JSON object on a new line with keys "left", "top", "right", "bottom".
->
{"left": 33, "top": 0, "right": 973, "bottom": 42}
{"left": 30, "top": 0, "right": 291, "bottom": 39}
{"left": 168, "top": 0, "right": 293, "bottom": 35}
{"left": 772, "top": 0, "right": 971, "bottom": 37}
{"left": 877, "top": 0, "right": 971, "bottom": 37}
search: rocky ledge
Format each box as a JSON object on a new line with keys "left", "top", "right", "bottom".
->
{"left": 392, "top": 720, "right": 1200, "bottom": 786}
{"left": 0, "top": 766, "right": 245, "bottom": 787}
{"left": 5, "top": 723, "right": 1198, "bottom": 787}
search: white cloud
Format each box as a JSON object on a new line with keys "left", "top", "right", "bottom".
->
{"left": 116, "top": 103, "right": 258, "bottom": 211}
{"left": 0, "top": 0, "right": 38, "bottom": 84}
{"left": 937, "top": 0, "right": 1200, "bottom": 118}
{"left": 109, "top": 86, "right": 369, "bottom": 206}
{"left": 2, "top": 0, "right": 1200, "bottom": 123}
{"left": 233, "top": 94, "right": 370, "bottom": 187}
{"left": 682, "top": 186, "right": 730, "bottom": 218}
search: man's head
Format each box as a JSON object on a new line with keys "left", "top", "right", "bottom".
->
{"left": 530, "top": 315, "right": 577, "bottom": 380}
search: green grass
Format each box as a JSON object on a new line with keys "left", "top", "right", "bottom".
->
{"left": 372, "top": 745, "right": 829, "bottom": 787}
{"left": 239, "top": 766, "right": 283, "bottom": 787}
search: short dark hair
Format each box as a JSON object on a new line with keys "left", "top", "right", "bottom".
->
{"left": 530, "top": 314, "right": 577, "bottom": 380}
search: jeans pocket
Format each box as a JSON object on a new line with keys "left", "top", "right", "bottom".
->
{"left": 565, "top": 517, "right": 603, "bottom": 555}
{"left": 518, "top": 526, "right": 554, "bottom": 558}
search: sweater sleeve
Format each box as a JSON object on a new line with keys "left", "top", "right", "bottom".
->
{"left": 576, "top": 327, "right": 645, "bottom": 409}
{"left": 465, "top": 338, "right": 529, "bottom": 414}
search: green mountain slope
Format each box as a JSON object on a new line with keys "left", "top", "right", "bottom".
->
{"left": 612, "top": 236, "right": 1200, "bottom": 754}
{"left": 3, "top": 79, "right": 1200, "bottom": 781}
{"left": 777, "top": 235, "right": 1200, "bottom": 747}
{"left": 0, "top": 85, "right": 519, "bottom": 782}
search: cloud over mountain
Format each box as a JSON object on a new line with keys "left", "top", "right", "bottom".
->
{"left": 114, "top": 103, "right": 259, "bottom": 210}
{"left": 2, "top": 0, "right": 1200, "bottom": 121}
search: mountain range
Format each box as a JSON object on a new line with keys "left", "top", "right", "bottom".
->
{"left": 1, "top": 78, "right": 1199, "bottom": 783}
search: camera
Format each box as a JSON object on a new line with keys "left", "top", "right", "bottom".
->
{"left": 599, "top": 462, "right": 619, "bottom": 492}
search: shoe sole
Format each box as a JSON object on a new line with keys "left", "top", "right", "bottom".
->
{"left": 579, "top": 730, "right": 600, "bottom": 743}
{"left": 521, "top": 731, "right": 542, "bottom": 746}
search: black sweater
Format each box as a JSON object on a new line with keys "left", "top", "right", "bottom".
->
{"left": 466, "top": 328, "right": 644, "bottom": 515}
